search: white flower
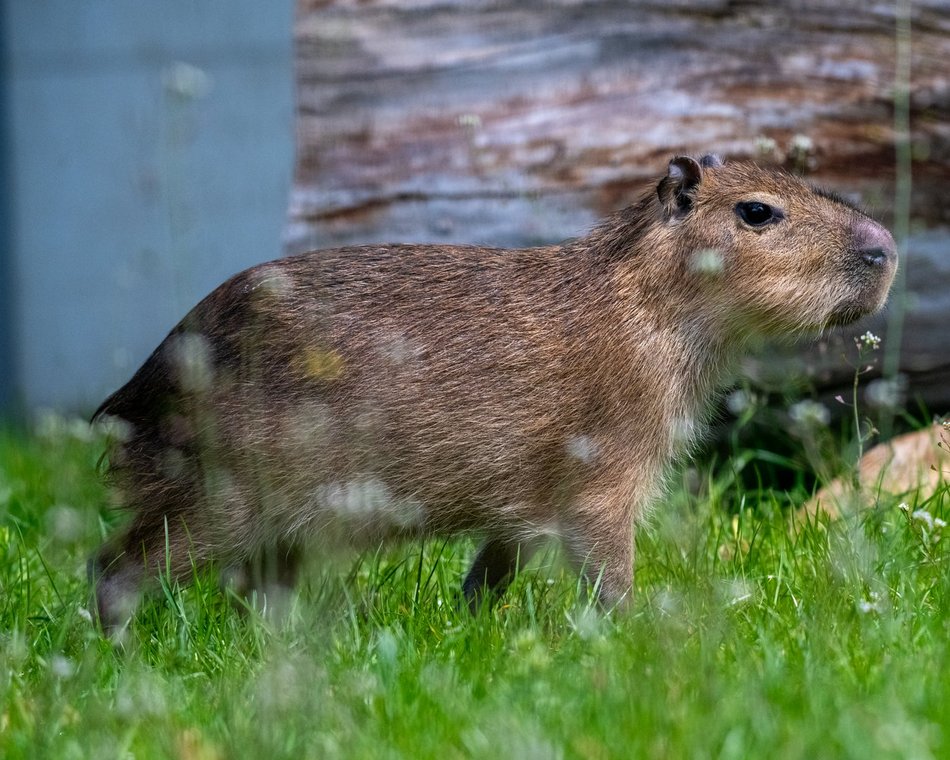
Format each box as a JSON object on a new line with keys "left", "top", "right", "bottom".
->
{"left": 858, "top": 590, "right": 885, "bottom": 615}
{"left": 789, "top": 400, "right": 830, "bottom": 428}
{"left": 865, "top": 376, "right": 906, "bottom": 409}
{"left": 51, "top": 655, "right": 75, "bottom": 679}
{"left": 853, "top": 331, "right": 881, "bottom": 352}
{"left": 754, "top": 136, "right": 778, "bottom": 155}
{"left": 912, "top": 509, "right": 935, "bottom": 531}
{"left": 726, "top": 389, "right": 754, "bottom": 416}
{"left": 789, "top": 134, "right": 814, "bottom": 154}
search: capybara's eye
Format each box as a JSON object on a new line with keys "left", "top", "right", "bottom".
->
{"left": 736, "top": 201, "right": 777, "bottom": 226}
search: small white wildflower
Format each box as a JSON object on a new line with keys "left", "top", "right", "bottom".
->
{"left": 726, "top": 389, "right": 754, "bottom": 416}
{"left": 898, "top": 502, "right": 910, "bottom": 513}
{"left": 46, "top": 505, "right": 83, "bottom": 544}
{"left": 789, "top": 400, "right": 830, "bottom": 428}
{"left": 50, "top": 655, "right": 76, "bottom": 679}
{"left": 654, "top": 589, "right": 682, "bottom": 618}
{"left": 754, "top": 135, "right": 778, "bottom": 156}
{"left": 567, "top": 606, "right": 603, "bottom": 640}
{"left": 789, "top": 134, "right": 814, "bottom": 154}
{"left": 511, "top": 629, "right": 550, "bottom": 668}
{"left": 912, "top": 509, "right": 935, "bottom": 531}
{"left": 865, "top": 376, "right": 906, "bottom": 410}
{"left": 254, "top": 658, "right": 308, "bottom": 713}
{"left": 724, "top": 578, "right": 754, "bottom": 607}
{"left": 375, "top": 629, "right": 399, "bottom": 667}
{"left": 116, "top": 672, "right": 169, "bottom": 718}
{"left": 858, "top": 590, "right": 885, "bottom": 615}
{"left": 34, "top": 408, "right": 64, "bottom": 439}
{"left": 457, "top": 113, "right": 482, "bottom": 130}
{"left": 34, "top": 409, "right": 97, "bottom": 442}
{"left": 856, "top": 331, "right": 881, "bottom": 351}
{"left": 77, "top": 607, "right": 93, "bottom": 624}
{"left": 934, "top": 518, "right": 947, "bottom": 530}
{"left": 92, "top": 414, "right": 132, "bottom": 443}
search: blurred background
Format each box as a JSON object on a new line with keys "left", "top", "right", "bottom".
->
{"left": 1, "top": 0, "right": 948, "bottom": 418}
{"left": 1, "top": 1, "right": 295, "bottom": 413}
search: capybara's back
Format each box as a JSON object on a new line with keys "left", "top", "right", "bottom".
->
{"left": 91, "top": 156, "right": 897, "bottom": 629}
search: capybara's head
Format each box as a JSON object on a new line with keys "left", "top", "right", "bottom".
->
{"left": 652, "top": 155, "right": 897, "bottom": 336}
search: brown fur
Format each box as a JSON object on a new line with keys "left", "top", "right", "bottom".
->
{"left": 90, "top": 156, "right": 897, "bottom": 628}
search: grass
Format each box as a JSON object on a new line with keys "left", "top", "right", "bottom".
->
{"left": 0, "top": 415, "right": 948, "bottom": 759}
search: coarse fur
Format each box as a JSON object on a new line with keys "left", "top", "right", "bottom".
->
{"left": 90, "top": 156, "right": 897, "bottom": 629}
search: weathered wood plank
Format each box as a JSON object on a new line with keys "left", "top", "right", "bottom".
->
{"left": 290, "top": 0, "right": 950, "bottom": 410}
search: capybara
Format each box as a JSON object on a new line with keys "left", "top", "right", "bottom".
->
{"left": 90, "top": 155, "right": 897, "bottom": 628}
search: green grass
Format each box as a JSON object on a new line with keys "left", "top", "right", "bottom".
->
{"left": 0, "top": 417, "right": 948, "bottom": 759}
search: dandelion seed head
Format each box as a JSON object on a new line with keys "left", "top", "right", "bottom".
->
{"left": 789, "top": 400, "right": 830, "bottom": 428}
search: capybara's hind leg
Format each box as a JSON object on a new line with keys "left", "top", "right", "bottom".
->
{"left": 88, "top": 546, "right": 147, "bottom": 633}
{"left": 89, "top": 515, "right": 213, "bottom": 631}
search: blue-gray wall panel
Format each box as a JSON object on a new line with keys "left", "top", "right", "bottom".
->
{"left": 5, "top": 1, "right": 294, "bottom": 413}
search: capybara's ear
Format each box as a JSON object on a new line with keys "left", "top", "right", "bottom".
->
{"left": 657, "top": 155, "right": 704, "bottom": 218}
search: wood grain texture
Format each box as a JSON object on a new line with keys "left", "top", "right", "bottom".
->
{"left": 290, "top": 0, "right": 950, "bottom": 410}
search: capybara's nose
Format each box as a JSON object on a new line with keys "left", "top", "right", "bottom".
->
{"left": 853, "top": 218, "right": 896, "bottom": 268}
